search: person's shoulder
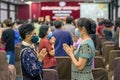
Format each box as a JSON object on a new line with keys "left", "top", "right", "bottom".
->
{"left": 82, "top": 39, "right": 93, "bottom": 44}
{"left": 63, "top": 30, "right": 71, "bottom": 35}
{"left": 4, "top": 28, "right": 13, "bottom": 32}
{"left": 21, "top": 46, "right": 33, "bottom": 55}
{"left": 40, "top": 38, "right": 49, "bottom": 43}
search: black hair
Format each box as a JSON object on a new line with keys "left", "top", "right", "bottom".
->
{"left": 98, "top": 20, "right": 105, "bottom": 26}
{"left": 3, "top": 19, "right": 12, "bottom": 27}
{"left": 77, "top": 18, "right": 92, "bottom": 34}
{"left": 11, "top": 22, "right": 15, "bottom": 27}
{"left": 73, "top": 20, "right": 77, "bottom": 27}
{"left": 33, "top": 18, "right": 38, "bottom": 23}
{"left": 54, "top": 20, "right": 63, "bottom": 29}
{"left": 8, "top": 17, "right": 12, "bottom": 20}
{"left": 39, "top": 25, "right": 49, "bottom": 38}
{"left": 19, "top": 24, "right": 35, "bottom": 39}
{"left": 89, "top": 19, "right": 96, "bottom": 34}
{"left": 66, "top": 16, "right": 73, "bottom": 24}
{"left": 16, "top": 19, "right": 23, "bottom": 25}
{"left": 104, "top": 19, "right": 112, "bottom": 28}
{"left": 50, "top": 21, "right": 54, "bottom": 26}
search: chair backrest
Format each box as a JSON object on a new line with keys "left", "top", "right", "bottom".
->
{"left": 114, "top": 57, "right": 120, "bottom": 80}
{"left": 104, "top": 44, "right": 115, "bottom": 65}
{"left": 109, "top": 50, "right": 120, "bottom": 72}
{"left": 102, "top": 42, "right": 114, "bottom": 57}
{"left": 96, "top": 35, "right": 102, "bottom": 50}
{"left": 95, "top": 50, "right": 100, "bottom": 56}
{"left": 0, "top": 50, "right": 9, "bottom": 71}
{"left": 56, "top": 56, "right": 71, "bottom": 80}
{"left": 8, "top": 65, "right": 16, "bottom": 80}
{"left": 14, "top": 45, "right": 22, "bottom": 76}
{"left": 0, "top": 50, "right": 9, "bottom": 80}
{"left": 15, "top": 45, "right": 21, "bottom": 61}
{"left": 92, "top": 68, "right": 108, "bottom": 80}
{"left": 43, "top": 69, "right": 59, "bottom": 80}
{"left": 94, "top": 56, "right": 105, "bottom": 68}
{"left": 102, "top": 41, "right": 114, "bottom": 52}
{"left": 0, "top": 51, "right": 16, "bottom": 80}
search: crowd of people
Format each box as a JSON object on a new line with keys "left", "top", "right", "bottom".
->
{"left": 0, "top": 16, "right": 120, "bottom": 80}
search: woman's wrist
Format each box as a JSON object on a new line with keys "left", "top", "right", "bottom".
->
{"left": 69, "top": 53, "right": 74, "bottom": 57}
{"left": 38, "top": 54, "right": 44, "bottom": 62}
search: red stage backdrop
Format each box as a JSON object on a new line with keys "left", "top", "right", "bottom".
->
{"left": 17, "top": 5, "right": 30, "bottom": 20}
{"left": 17, "top": 2, "right": 80, "bottom": 20}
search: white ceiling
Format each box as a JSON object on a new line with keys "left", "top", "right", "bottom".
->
{"left": 1, "top": 0, "right": 112, "bottom": 4}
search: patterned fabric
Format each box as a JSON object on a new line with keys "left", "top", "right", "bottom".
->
{"left": 20, "top": 41, "right": 43, "bottom": 80}
{"left": 21, "top": 48, "right": 43, "bottom": 77}
{"left": 72, "top": 39, "right": 95, "bottom": 80}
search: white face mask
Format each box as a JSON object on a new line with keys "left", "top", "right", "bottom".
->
{"left": 74, "top": 28, "right": 81, "bottom": 37}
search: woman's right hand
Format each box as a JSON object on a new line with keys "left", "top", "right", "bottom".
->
{"left": 38, "top": 48, "right": 47, "bottom": 62}
{"left": 63, "top": 44, "right": 74, "bottom": 57}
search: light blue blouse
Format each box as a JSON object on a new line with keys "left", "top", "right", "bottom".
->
{"left": 72, "top": 39, "right": 95, "bottom": 80}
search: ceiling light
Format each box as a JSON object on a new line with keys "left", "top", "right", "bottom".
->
{"left": 25, "top": 1, "right": 32, "bottom": 5}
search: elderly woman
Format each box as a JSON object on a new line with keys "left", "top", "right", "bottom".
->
{"left": 19, "top": 24, "right": 47, "bottom": 80}
{"left": 63, "top": 18, "right": 95, "bottom": 80}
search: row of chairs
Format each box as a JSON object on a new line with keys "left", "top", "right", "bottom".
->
{"left": 13, "top": 40, "right": 120, "bottom": 80}
{"left": 0, "top": 50, "right": 16, "bottom": 80}
{"left": 95, "top": 35, "right": 120, "bottom": 80}
{"left": 41, "top": 57, "right": 109, "bottom": 80}
{"left": 14, "top": 45, "right": 109, "bottom": 80}
{"left": 43, "top": 57, "right": 110, "bottom": 80}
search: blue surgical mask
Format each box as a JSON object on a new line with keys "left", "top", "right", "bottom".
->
{"left": 74, "top": 28, "right": 81, "bottom": 37}
{"left": 31, "top": 35, "right": 39, "bottom": 43}
{"left": 47, "top": 32, "right": 53, "bottom": 39}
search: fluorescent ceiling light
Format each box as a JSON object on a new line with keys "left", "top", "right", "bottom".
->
{"left": 25, "top": 1, "right": 32, "bottom": 5}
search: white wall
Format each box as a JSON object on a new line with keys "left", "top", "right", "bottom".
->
{"left": 0, "top": 2, "right": 8, "bottom": 22}
{"left": 10, "top": 4, "right": 15, "bottom": 22}
{"left": 118, "top": 0, "right": 120, "bottom": 17}
{"left": 80, "top": 3, "right": 109, "bottom": 21}
{"left": 0, "top": 2, "right": 16, "bottom": 22}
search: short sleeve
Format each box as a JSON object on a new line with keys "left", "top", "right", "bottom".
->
{"left": 1, "top": 31, "right": 7, "bottom": 42}
{"left": 78, "top": 44, "right": 92, "bottom": 59}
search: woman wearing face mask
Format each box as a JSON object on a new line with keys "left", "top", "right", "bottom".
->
{"left": 63, "top": 18, "right": 95, "bottom": 80}
{"left": 73, "top": 28, "right": 82, "bottom": 50}
{"left": 38, "top": 25, "right": 57, "bottom": 69}
{"left": 19, "top": 24, "right": 47, "bottom": 80}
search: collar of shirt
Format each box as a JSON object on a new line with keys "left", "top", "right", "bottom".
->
{"left": 22, "top": 41, "right": 35, "bottom": 49}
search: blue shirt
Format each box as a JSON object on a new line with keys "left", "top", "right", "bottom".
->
{"left": 14, "top": 30, "right": 20, "bottom": 45}
{"left": 20, "top": 43, "right": 43, "bottom": 80}
{"left": 53, "top": 29, "right": 73, "bottom": 56}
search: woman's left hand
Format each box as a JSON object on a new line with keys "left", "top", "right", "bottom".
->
{"left": 50, "top": 36, "right": 56, "bottom": 45}
{"left": 63, "top": 44, "right": 74, "bottom": 56}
